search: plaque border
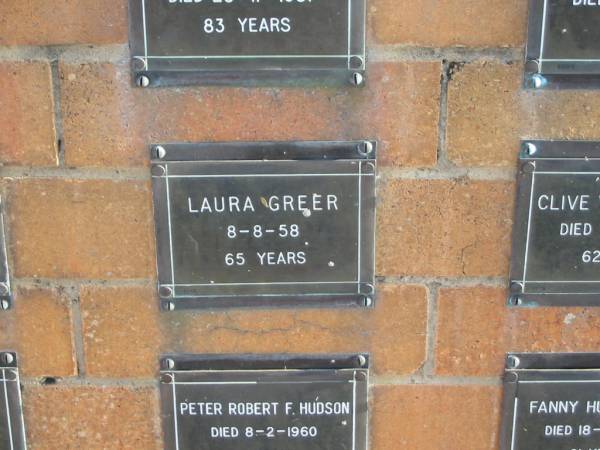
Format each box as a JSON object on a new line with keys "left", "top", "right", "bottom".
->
{"left": 150, "top": 140, "right": 377, "bottom": 311}
{"left": 501, "top": 352, "right": 600, "bottom": 450}
{"left": 525, "top": 0, "right": 600, "bottom": 89}
{"left": 509, "top": 140, "right": 600, "bottom": 307}
{"left": 0, "top": 198, "right": 11, "bottom": 310}
{"left": 128, "top": 0, "right": 367, "bottom": 87}
{"left": 0, "top": 352, "right": 27, "bottom": 450}
{"left": 159, "top": 353, "right": 370, "bottom": 450}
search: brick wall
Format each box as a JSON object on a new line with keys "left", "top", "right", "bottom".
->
{"left": 1, "top": 1, "right": 598, "bottom": 449}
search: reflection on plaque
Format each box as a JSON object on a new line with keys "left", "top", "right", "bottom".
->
{"left": 159, "top": 354, "right": 369, "bottom": 450}
{"left": 501, "top": 353, "right": 600, "bottom": 450}
{"left": 0, "top": 198, "right": 10, "bottom": 310}
{"left": 128, "top": 0, "right": 366, "bottom": 87}
{"left": 509, "top": 141, "right": 600, "bottom": 307}
{"left": 526, "top": 0, "right": 600, "bottom": 88}
{"left": 0, "top": 353, "right": 26, "bottom": 450}
{"left": 150, "top": 141, "right": 377, "bottom": 310}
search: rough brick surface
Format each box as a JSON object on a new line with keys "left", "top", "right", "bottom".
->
{"left": 372, "top": 385, "right": 501, "bottom": 450}
{"left": 59, "top": 62, "right": 440, "bottom": 168}
{"left": 79, "top": 285, "right": 427, "bottom": 377}
{"left": 437, "top": 287, "right": 600, "bottom": 377}
{"left": 0, "top": 62, "right": 57, "bottom": 166}
{"left": 0, "top": 288, "right": 75, "bottom": 377}
{"left": 0, "top": 0, "right": 127, "bottom": 46}
{"left": 447, "top": 61, "right": 600, "bottom": 166}
{"left": 7, "top": 179, "right": 155, "bottom": 279}
{"left": 370, "top": 0, "right": 527, "bottom": 47}
{"left": 24, "top": 386, "right": 161, "bottom": 449}
{"left": 81, "top": 286, "right": 162, "bottom": 378}
{"left": 377, "top": 179, "right": 514, "bottom": 277}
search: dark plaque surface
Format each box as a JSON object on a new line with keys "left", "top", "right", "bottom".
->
{"left": 159, "top": 354, "right": 369, "bottom": 450}
{"left": 526, "top": 0, "right": 600, "bottom": 88}
{"left": 150, "top": 141, "right": 377, "bottom": 310}
{"left": 0, "top": 199, "right": 11, "bottom": 310}
{"left": 509, "top": 141, "right": 600, "bottom": 307}
{"left": 128, "top": 0, "right": 366, "bottom": 86}
{"left": 0, "top": 353, "right": 26, "bottom": 450}
{"left": 502, "top": 353, "right": 600, "bottom": 450}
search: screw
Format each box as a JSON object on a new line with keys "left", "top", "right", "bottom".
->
{"left": 357, "top": 355, "right": 367, "bottom": 367}
{"left": 151, "top": 165, "right": 166, "bottom": 177}
{"left": 159, "top": 286, "right": 173, "bottom": 299}
{"left": 163, "top": 301, "right": 175, "bottom": 312}
{"left": 2, "top": 353, "right": 14, "bottom": 365}
{"left": 352, "top": 72, "right": 364, "bottom": 86}
{"left": 164, "top": 358, "right": 175, "bottom": 370}
{"left": 524, "top": 142, "right": 537, "bottom": 156}
{"left": 358, "top": 141, "right": 374, "bottom": 156}
{"left": 530, "top": 74, "right": 547, "bottom": 89}
{"left": 0, "top": 283, "right": 8, "bottom": 296}
{"left": 137, "top": 75, "right": 150, "bottom": 88}
{"left": 0, "top": 300, "right": 9, "bottom": 310}
{"left": 522, "top": 161, "right": 536, "bottom": 174}
{"left": 509, "top": 295, "right": 523, "bottom": 306}
{"left": 350, "top": 56, "right": 364, "bottom": 70}
{"left": 161, "top": 373, "right": 174, "bottom": 384}
{"left": 507, "top": 355, "right": 520, "bottom": 369}
{"left": 153, "top": 146, "right": 167, "bottom": 159}
{"left": 363, "top": 296, "right": 373, "bottom": 307}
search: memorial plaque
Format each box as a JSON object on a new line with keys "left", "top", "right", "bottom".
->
{"left": 0, "top": 353, "right": 26, "bottom": 450}
{"left": 509, "top": 140, "right": 600, "bottom": 307}
{"left": 128, "top": 0, "right": 367, "bottom": 87}
{"left": 526, "top": 0, "right": 600, "bottom": 88}
{"left": 159, "top": 354, "right": 369, "bottom": 450}
{"left": 501, "top": 353, "right": 600, "bottom": 450}
{"left": 0, "top": 198, "right": 11, "bottom": 310}
{"left": 150, "top": 141, "right": 377, "bottom": 310}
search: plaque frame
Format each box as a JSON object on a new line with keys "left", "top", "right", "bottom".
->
{"left": 128, "top": 0, "right": 367, "bottom": 87}
{"left": 159, "top": 353, "right": 369, "bottom": 450}
{"left": 501, "top": 352, "right": 600, "bottom": 450}
{"left": 525, "top": 0, "right": 600, "bottom": 89}
{"left": 0, "top": 198, "right": 11, "bottom": 310}
{"left": 0, "top": 352, "right": 27, "bottom": 450}
{"left": 150, "top": 140, "right": 377, "bottom": 311}
{"left": 509, "top": 140, "right": 600, "bottom": 307}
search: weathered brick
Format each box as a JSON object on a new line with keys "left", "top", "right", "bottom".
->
{"left": 447, "top": 61, "right": 600, "bottom": 166}
{"left": 81, "top": 286, "right": 162, "bottom": 378}
{"left": 377, "top": 179, "right": 514, "bottom": 277}
{"left": 0, "top": 0, "right": 127, "bottom": 46}
{"left": 8, "top": 179, "right": 155, "bottom": 279}
{"left": 24, "top": 386, "right": 161, "bottom": 449}
{"left": 370, "top": 0, "right": 527, "bottom": 47}
{"left": 436, "top": 287, "right": 600, "bottom": 377}
{"left": 0, "top": 288, "right": 75, "bottom": 377}
{"left": 83, "top": 284, "right": 428, "bottom": 377}
{"left": 59, "top": 61, "right": 440, "bottom": 168}
{"left": 0, "top": 62, "right": 57, "bottom": 166}
{"left": 372, "top": 385, "right": 501, "bottom": 450}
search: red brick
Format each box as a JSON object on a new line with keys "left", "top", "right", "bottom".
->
{"left": 0, "top": 288, "right": 75, "bottom": 377}
{"left": 0, "top": 0, "right": 127, "bottom": 46}
{"left": 370, "top": 0, "right": 527, "bottom": 47}
{"left": 377, "top": 179, "right": 514, "bottom": 277}
{"left": 81, "top": 286, "right": 162, "bottom": 378}
{"left": 447, "top": 61, "right": 600, "bottom": 166}
{"left": 0, "top": 62, "right": 57, "bottom": 166}
{"left": 436, "top": 287, "right": 600, "bottom": 377}
{"left": 66, "top": 283, "right": 426, "bottom": 377}
{"left": 59, "top": 61, "right": 440, "bottom": 168}
{"left": 372, "top": 385, "right": 501, "bottom": 450}
{"left": 7, "top": 179, "right": 155, "bottom": 279}
{"left": 24, "top": 386, "right": 161, "bottom": 449}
